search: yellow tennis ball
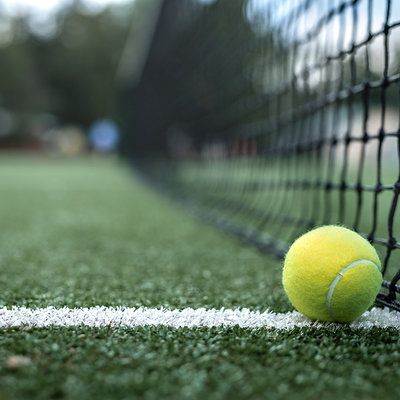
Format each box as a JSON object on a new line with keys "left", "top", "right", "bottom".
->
{"left": 282, "top": 225, "right": 382, "bottom": 323}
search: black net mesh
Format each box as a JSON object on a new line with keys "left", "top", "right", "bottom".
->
{"left": 123, "top": 0, "right": 400, "bottom": 311}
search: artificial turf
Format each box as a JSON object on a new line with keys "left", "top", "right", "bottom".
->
{"left": 0, "top": 155, "right": 399, "bottom": 400}
{"left": 0, "top": 155, "right": 282, "bottom": 311}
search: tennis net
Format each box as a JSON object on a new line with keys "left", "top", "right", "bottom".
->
{"left": 123, "top": 0, "right": 400, "bottom": 311}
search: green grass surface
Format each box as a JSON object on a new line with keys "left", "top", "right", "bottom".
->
{"left": 0, "top": 155, "right": 399, "bottom": 400}
{"left": 160, "top": 156, "right": 400, "bottom": 280}
{"left": 0, "top": 156, "right": 282, "bottom": 311}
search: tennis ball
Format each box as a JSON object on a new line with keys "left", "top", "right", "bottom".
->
{"left": 282, "top": 225, "right": 382, "bottom": 323}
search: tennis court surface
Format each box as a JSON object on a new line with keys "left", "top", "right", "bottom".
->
{"left": 0, "top": 156, "right": 399, "bottom": 400}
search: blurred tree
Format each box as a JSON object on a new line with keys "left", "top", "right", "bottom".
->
{"left": 31, "top": 2, "right": 130, "bottom": 126}
{"left": 0, "top": 0, "right": 136, "bottom": 141}
{"left": 0, "top": 16, "right": 50, "bottom": 113}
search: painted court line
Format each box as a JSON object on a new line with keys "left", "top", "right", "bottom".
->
{"left": 0, "top": 306, "right": 399, "bottom": 330}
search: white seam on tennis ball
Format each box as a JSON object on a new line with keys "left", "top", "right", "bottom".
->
{"left": 326, "top": 259, "right": 380, "bottom": 321}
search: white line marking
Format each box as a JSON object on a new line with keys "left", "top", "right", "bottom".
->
{"left": 326, "top": 259, "right": 381, "bottom": 321}
{"left": 0, "top": 306, "right": 398, "bottom": 330}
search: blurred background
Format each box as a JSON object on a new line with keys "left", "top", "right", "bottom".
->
{"left": 0, "top": 0, "right": 162, "bottom": 155}
{"left": 1, "top": 0, "right": 399, "bottom": 157}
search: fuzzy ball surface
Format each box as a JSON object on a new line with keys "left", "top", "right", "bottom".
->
{"left": 282, "top": 225, "right": 382, "bottom": 323}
